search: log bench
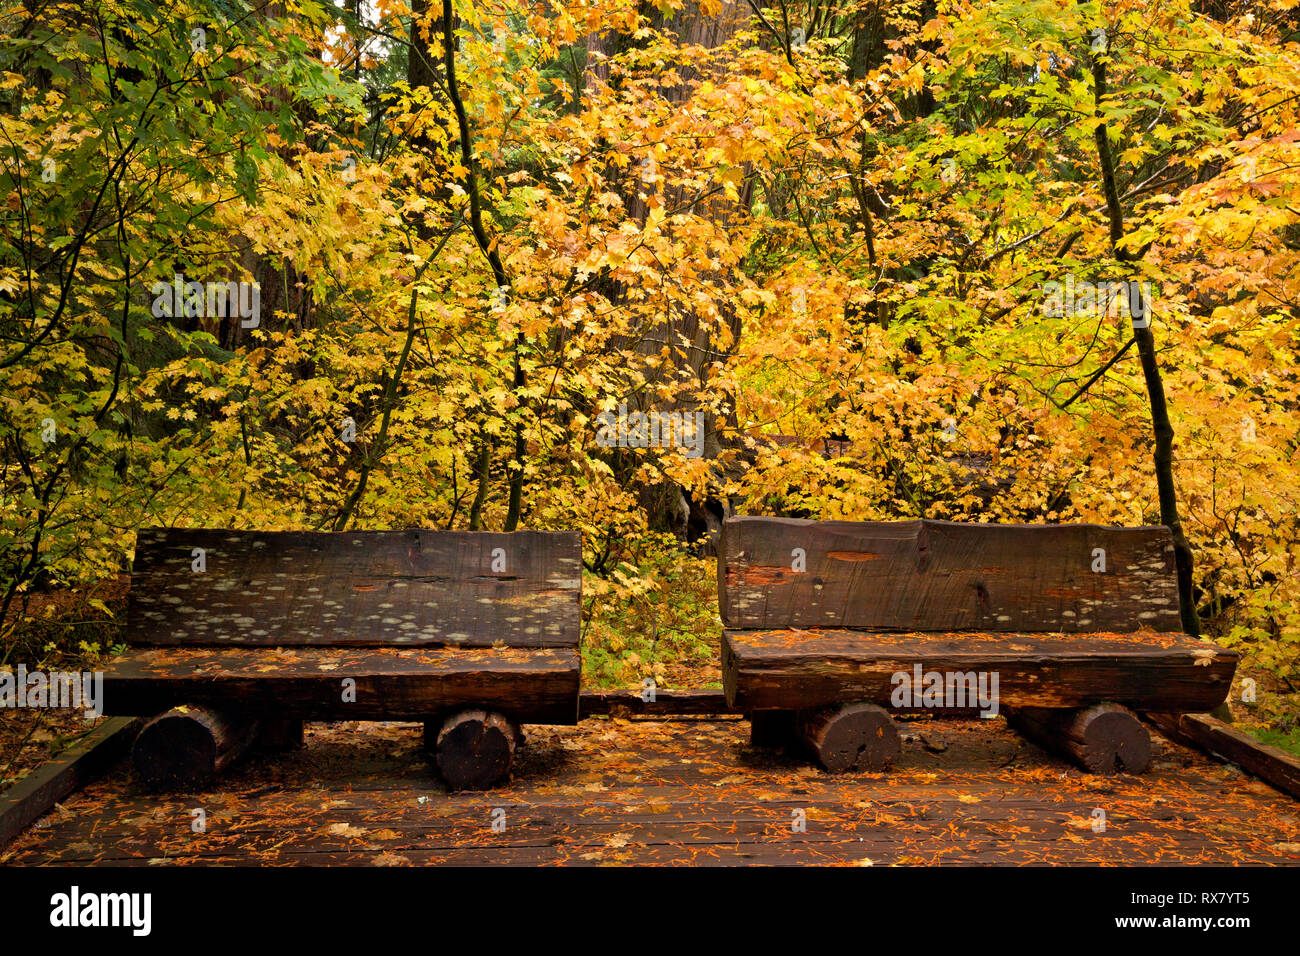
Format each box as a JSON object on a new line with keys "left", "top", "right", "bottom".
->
{"left": 102, "top": 528, "right": 582, "bottom": 790}
{"left": 719, "top": 517, "right": 1238, "bottom": 775}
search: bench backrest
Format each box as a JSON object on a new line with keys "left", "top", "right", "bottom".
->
{"left": 719, "top": 517, "right": 1182, "bottom": 633}
{"left": 128, "top": 528, "right": 582, "bottom": 648}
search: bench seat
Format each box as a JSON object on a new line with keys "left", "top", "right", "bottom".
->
{"left": 101, "top": 645, "right": 581, "bottom": 724}
{"left": 718, "top": 517, "right": 1239, "bottom": 774}
{"left": 723, "top": 628, "right": 1239, "bottom": 714}
{"left": 110, "top": 527, "right": 584, "bottom": 789}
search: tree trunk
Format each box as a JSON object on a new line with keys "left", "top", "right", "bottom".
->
{"left": 586, "top": 2, "right": 754, "bottom": 547}
{"left": 1088, "top": 26, "right": 1200, "bottom": 635}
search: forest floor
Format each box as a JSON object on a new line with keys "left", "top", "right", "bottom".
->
{"left": 5, "top": 716, "right": 1299, "bottom": 866}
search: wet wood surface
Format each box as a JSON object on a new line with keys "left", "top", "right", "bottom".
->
{"left": 722, "top": 628, "right": 1238, "bottom": 712}
{"left": 798, "top": 702, "right": 900, "bottom": 772}
{"left": 0, "top": 717, "right": 141, "bottom": 851}
{"left": 5, "top": 717, "right": 1298, "bottom": 866}
{"left": 578, "top": 689, "right": 732, "bottom": 718}
{"left": 100, "top": 646, "right": 582, "bottom": 725}
{"left": 720, "top": 518, "right": 1183, "bottom": 633}
{"left": 432, "top": 709, "right": 519, "bottom": 791}
{"left": 1005, "top": 704, "right": 1152, "bottom": 775}
{"left": 132, "top": 705, "right": 260, "bottom": 790}
{"left": 1145, "top": 712, "right": 1300, "bottom": 799}
{"left": 128, "top": 529, "right": 582, "bottom": 649}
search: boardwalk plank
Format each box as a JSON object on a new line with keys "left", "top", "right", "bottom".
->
{"left": 5, "top": 718, "right": 1297, "bottom": 867}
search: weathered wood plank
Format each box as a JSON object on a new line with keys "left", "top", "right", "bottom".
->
{"left": 720, "top": 517, "right": 1183, "bottom": 633}
{"left": 1145, "top": 712, "right": 1300, "bottom": 799}
{"left": 128, "top": 528, "right": 581, "bottom": 648}
{"left": 32, "top": 789, "right": 1292, "bottom": 852}
{"left": 577, "top": 689, "right": 733, "bottom": 718}
{"left": 9, "top": 716, "right": 1300, "bottom": 867}
{"left": 0, "top": 717, "right": 140, "bottom": 851}
{"left": 100, "top": 646, "right": 582, "bottom": 724}
{"left": 30, "top": 835, "right": 1299, "bottom": 867}
{"left": 722, "top": 628, "right": 1237, "bottom": 712}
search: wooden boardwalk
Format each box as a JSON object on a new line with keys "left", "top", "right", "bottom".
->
{"left": 4, "top": 716, "right": 1299, "bottom": 866}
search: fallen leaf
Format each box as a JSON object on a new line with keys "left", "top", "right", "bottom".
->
{"left": 325, "top": 823, "right": 367, "bottom": 838}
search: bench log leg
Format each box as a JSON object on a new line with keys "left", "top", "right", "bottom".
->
{"left": 749, "top": 709, "right": 796, "bottom": 748}
{"left": 258, "top": 718, "right": 304, "bottom": 752}
{"left": 799, "top": 702, "right": 900, "bottom": 772}
{"left": 427, "top": 709, "right": 518, "bottom": 791}
{"left": 133, "top": 705, "right": 260, "bottom": 790}
{"left": 1006, "top": 703, "right": 1151, "bottom": 775}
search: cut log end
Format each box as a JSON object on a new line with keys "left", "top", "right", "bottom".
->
{"left": 429, "top": 709, "right": 518, "bottom": 791}
{"left": 132, "top": 705, "right": 259, "bottom": 790}
{"left": 798, "top": 702, "right": 900, "bottom": 772}
{"left": 1007, "top": 703, "right": 1152, "bottom": 775}
{"left": 1081, "top": 707, "right": 1152, "bottom": 774}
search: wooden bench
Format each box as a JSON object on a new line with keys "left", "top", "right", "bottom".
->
{"left": 719, "top": 517, "right": 1239, "bottom": 775}
{"left": 102, "top": 528, "right": 582, "bottom": 790}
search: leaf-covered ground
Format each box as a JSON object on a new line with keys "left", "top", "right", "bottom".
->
{"left": 0, "top": 711, "right": 104, "bottom": 794}
{"left": 6, "top": 717, "right": 1298, "bottom": 866}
